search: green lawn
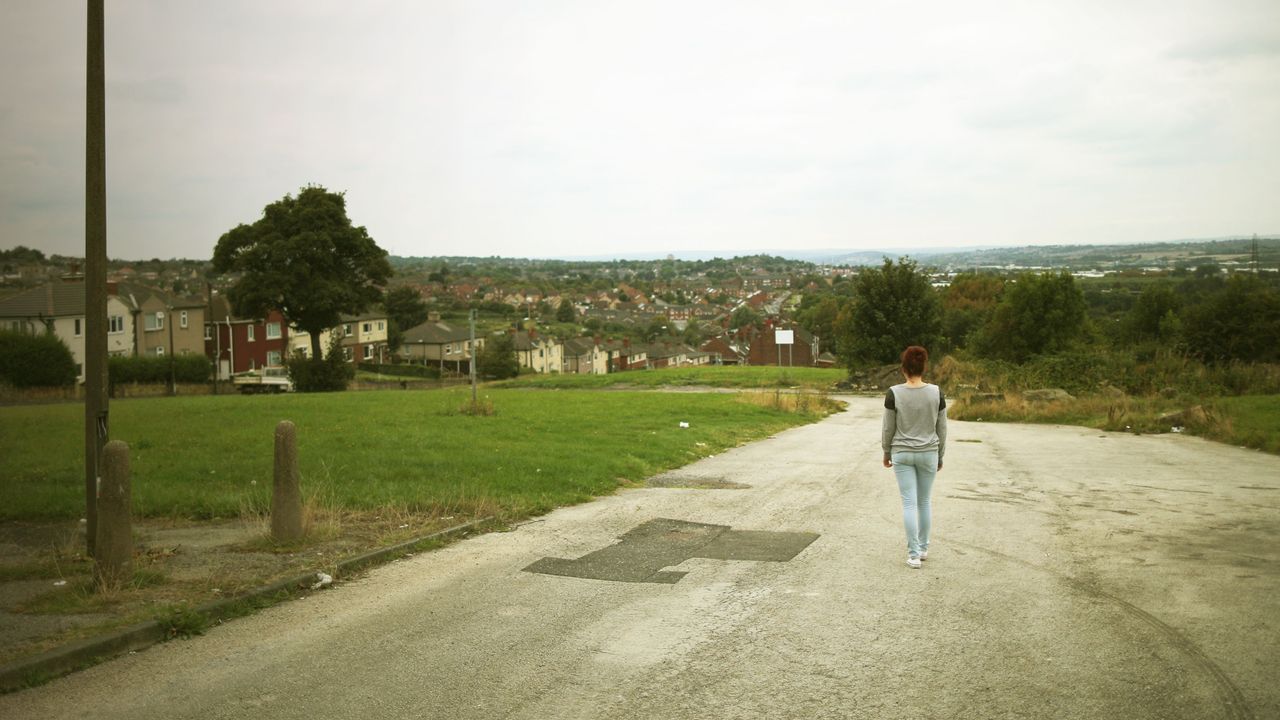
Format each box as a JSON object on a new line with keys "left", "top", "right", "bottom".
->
{"left": 1, "top": 387, "right": 832, "bottom": 520}
{"left": 496, "top": 365, "right": 846, "bottom": 390}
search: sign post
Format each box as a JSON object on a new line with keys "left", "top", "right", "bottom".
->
{"left": 775, "top": 329, "right": 794, "bottom": 367}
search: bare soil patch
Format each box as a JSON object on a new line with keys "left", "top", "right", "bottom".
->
{"left": 0, "top": 510, "right": 477, "bottom": 666}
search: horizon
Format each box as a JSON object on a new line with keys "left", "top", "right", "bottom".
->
{"left": 6, "top": 233, "right": 1277, "bottom": 266}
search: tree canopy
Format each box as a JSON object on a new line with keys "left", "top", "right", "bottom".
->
{"left": 836, "top": 258, "right": 942, "bottom": 366}
{"left": 384, "top": 286, "right": 429, "bottom": 350}
{"left": 212, "top": 185, "right": 392, "bottom": 360}
{"left": 973, "top": 271, "right": 1086, "bottom": 362}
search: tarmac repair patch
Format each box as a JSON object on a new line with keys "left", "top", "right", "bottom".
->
{"left": 523, "top": 518, "right": 819, "bottom": 584}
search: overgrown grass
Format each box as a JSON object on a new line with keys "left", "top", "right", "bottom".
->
{"left": 951, "top": 392, "right": 1280, "bottom": 454}
{"left": 1201, "top": 395, "right": 1280, "bottom": 453}
{"left": 495, "top": 365, "right": 846, "bottom": 390}
{"left": 0, "top": 387, "right": 832, "bottom": 521}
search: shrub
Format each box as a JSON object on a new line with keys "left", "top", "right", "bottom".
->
{"left": 287, "top": 336, "right": 354, "bottom": 392}
{"left": 0, "top": 330, "right": 77, "bottom": 387}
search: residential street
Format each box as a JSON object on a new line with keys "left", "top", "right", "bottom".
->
{"left": 2, "top": 396, "right": 1276, "bottom": 720}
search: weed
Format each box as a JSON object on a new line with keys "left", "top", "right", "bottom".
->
{"left": 155, "top": 604, "right": 207, "bottom": 639}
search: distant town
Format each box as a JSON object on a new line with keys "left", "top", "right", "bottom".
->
{"left": 2, "top": 236, "right": 1276, "bottom": 384}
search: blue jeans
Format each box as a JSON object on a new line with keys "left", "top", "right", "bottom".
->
{"left": 892, "top": 451, "right": 938, "bottom": 558}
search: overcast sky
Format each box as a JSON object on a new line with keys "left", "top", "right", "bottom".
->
{"left": 2, "top": 1, "right": 1277, "bottom": 261}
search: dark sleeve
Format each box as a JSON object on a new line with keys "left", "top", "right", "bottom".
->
{"left": 939, "top": 389, "right": 946, "bottom": 411}
{"left": 884, "top": 388, "right": 896, "bottom": 410}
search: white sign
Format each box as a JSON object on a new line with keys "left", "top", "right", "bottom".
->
{"left": 775, "top": 329, "right": 794, "bottom": 345}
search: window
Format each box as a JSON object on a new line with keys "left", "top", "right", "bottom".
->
{"left": 445, "top": 343, "right": 454, "bottom": 355}
{"left": 342, "top": 347, "right": 353, "bottom": 362}
{"left": 109, "top": 316, "right": 124, "bottom": 334}
{"left": 363, "top": 345, "right": 374, "bottom": 360}
{"left": 362, "top": 322, "right": 372, "bottom": 333}
{"left": 344, "top": 324, "right": 353, "bottom": 337}
{"left": 145, "top": 312, "right": 164, "bottom": 331}
{"left": 154, "top": 345, "right": 165, "bottom": 357}
{"left": 74, "top": 318, "right": 82, "bottom": 336}
{"left": 179, "top": 310, "right": 188, "bottom": 329}
{"left": 247, "top": 325, "right": 255, "bottom": 341}
{"left": 266, "top": 322, "right": 281, "bottom": 339}
{"left": 377, "top": 321, "right": 384, "bottom": 331}
{"left": 267, "top": 350, "right": 282, "bottom": 366}
{"left": 204, "top": 324, "right": 212, "bottom": 340}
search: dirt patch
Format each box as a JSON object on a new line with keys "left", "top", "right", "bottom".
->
{"left": 0, "top": 510, "right": 480, "bottom": 667}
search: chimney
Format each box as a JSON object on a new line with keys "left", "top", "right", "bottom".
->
{"left": 529, "top": 327, "right": 537, "bottom": 339}
{"left": 106, "top": 281, "right": 118, "bottom": 296}
{"left": 623, "top": 337, "right": 630, "bottom": 348}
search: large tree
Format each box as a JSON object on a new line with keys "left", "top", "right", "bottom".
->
{"left": 212, "top": 185, "right": 392, "bottom": 360}
{"left": 384, "top": 286, "right": 429, "bottom": 351}
{"left": 973, "top": 271, "right": 1086, "bottom": 363}
{"left": 836, "top": 258, "right": 942, "bottom": 366}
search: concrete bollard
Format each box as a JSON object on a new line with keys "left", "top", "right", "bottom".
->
{"left": 272, "top": 420, "right": 303, "bottom": 542}
{"left": 94, "top": 440, "right": 132, "bottom": 588}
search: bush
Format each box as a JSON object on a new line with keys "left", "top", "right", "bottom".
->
{"left": 0, "top": 330, "right": 77, "bottom": 387}
{"left": 109, "top": 354, "right": 212, "bottom": 385}
{"left": 287, "top": 336, "right": 354, "bottom": 392}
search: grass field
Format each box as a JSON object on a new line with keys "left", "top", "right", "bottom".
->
{"left": 0, "top": 386, "right": 836, "bottom": 521}
{"left": 496, "top": 365, "right": 846, "bottom": 390}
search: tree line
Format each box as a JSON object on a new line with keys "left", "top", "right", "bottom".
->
{"left": 795, "top": 259, "right": 1280, "bottom": 370}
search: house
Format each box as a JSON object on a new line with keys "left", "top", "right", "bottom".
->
{"left": 399, "top": 319, "right": 482, "bottom": 374}
{"left": 338, "top": 313, "right": 390, "bottom": 364}
{"left": 116, "top": 282, "right": 206, "bottom": 359}
{"left": 0, "top": 277, "right": 135, "bottom": 380}
{"left": 511, "top": 329, "right": 562, "bottom": 374}
{"left": 562, "top": 336, "right": 610, "bottom": 375}
{"left": 744, "top": 324, "right": 821, "bottom": 367}
{"left": 601, "top": 338, "right": 648, "bottom": 372}
{"left": 205, "top": 295, "right": 290, "bottom": 378}
{"left": 700, "top": 336, "right": 745, "bottom": 365}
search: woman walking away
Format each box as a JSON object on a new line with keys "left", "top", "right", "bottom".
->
{"left": 882, "top": 345, "right": 947, "bottom": 569}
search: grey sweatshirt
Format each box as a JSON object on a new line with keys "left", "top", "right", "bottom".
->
{"left": 881, "top": 383, "right": 947, "bottom": 461}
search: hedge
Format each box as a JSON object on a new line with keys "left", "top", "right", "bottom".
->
{"left": 0, "top": 330, "right": 77, "bottom": 388}
{"left": 358, "top": 363, "right": 442, "bottom": 379}
{"left": 108, "top": 354, "right": 212, "bottom": 384}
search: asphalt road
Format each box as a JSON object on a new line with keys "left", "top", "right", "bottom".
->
{"left": 3, "top": 396, "right": 1277, "bottom": 719}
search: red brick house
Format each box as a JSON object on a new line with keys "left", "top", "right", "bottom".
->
{"left": 205, "top": 295, "right": 290, "bottom": 379}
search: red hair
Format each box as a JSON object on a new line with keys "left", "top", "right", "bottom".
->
{"left": 901, "top": 345, "right": 928, "bottom": 377}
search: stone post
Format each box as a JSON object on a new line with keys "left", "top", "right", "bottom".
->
{"left": 94, "top": 441, "right": 132, "bottom": 588}
{"left": 272, "top": 421, "right": 303, "bottom": 542}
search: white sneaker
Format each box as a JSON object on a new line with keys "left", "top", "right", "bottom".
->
{"left": 907, "top": 555, "right": 922, "bottom": 569}
{"left": 920, "top": 550, "right": 928, "bottom": 561}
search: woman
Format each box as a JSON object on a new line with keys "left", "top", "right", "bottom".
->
{"left": 882, "top": 345, "right": 947, "bottom": 569}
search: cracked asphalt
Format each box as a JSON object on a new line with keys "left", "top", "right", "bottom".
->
{"left": 2, "top": 396, "right": 1276, "bottom": 719}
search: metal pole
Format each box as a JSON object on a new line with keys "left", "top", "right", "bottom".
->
{"left": 84, "top": 0, "right": 107, "bottom": 557}
{"left": 469, "top": 309, "right": 477, "bottom": 406}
